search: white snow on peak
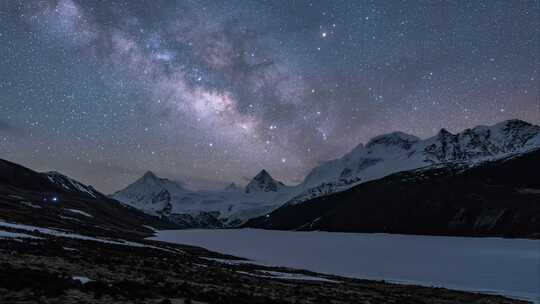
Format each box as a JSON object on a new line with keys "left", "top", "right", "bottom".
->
{"left": 366, "top": 131, "right": 420, "bottom": 149}
{"left": 420, "top": 119, "right": 540, "bottom": 163}
{"left": 112, "top": 119, "right": 540, "bottom": 224}
{"left": 290, "top": 119, "right": 540, "bottom": 205}
{"left": 110, "top": 171, "right": 186, "bottom": 215}
{"left": 111, "top": 170, "right": 298, "bottom": 226}
{"left": 245, "top": 170, "right": 285, "bottom": 194}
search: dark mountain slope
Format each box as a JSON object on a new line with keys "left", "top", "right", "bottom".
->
{"left": 245, "top": 149, "right": 540, "bottom": 238}
{"left": 0, "top": 158, "right": 177, "bottom": 239}
{"left": 0, "top": 158, "right": 59, "bottom": 192}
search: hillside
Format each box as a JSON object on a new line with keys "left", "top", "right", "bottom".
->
{"left": 245, "top": 149, "right": 540, "bottom": 238}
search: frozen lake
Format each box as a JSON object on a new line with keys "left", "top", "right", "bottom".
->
{"left": 150, "top": 229, "right": 540, "bottom": 302}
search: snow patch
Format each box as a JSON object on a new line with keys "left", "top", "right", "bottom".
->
{"left": 72, "top": 276, "right": 92, "bottom": 284}
{"left": 517, "top": 188, "right": 540, "bottom": 194}
{"left": 0, "top": 230, "right": 42, "bottom": 240}
{"left": 65, "top": 208, "right": 93, "bottom": 218}
{"left": 202, "top": 257, "right": 250, "bottom": 265}
{"left": 113, "top": 119, "right": 540, "bottom": 226}
{"left": 0, "top": 220, "right": 177, "bottom": 253}
{"left": 238, "top": 270, "right": 339, "bottom": 283}
{"left": 142, "top": 225, "right": 158, "bottom": 232}
{"left": 19, "top": 201, "right": 42, "bottom": 209}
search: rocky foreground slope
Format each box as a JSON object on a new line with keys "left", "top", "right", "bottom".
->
{"left": 2, "top": 228, "right": 530, "bottom": 304}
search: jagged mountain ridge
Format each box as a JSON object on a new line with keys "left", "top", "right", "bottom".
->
{"left": 111, "top": 169, "right": 298, "bottom": 228}
{"left": 289, "top": 119, "right": 540, "bottom": 205}
{"left": 244, "top": 148, "right": 540, "bottom": 238}
{"left": 112, "top": 119, "right": 540, "bottom": 228}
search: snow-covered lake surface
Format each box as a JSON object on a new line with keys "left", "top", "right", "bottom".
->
{"left": 150, "top": 229, "right": 540, "bottom": 302}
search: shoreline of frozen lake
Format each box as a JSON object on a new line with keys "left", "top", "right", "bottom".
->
{"left": 149, "top": 228, "right": 540, "bottom": 302}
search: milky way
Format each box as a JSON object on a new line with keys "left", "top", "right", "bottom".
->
{"left": 0, "top": 0, "right": 538, "bottom": 192}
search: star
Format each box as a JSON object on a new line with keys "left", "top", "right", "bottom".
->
{"left": 0, "top": 0, "right": 536, "bottom": 193}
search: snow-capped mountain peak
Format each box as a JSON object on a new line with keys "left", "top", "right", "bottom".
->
{"left": 135, "top": 170, "right": 182, "bottom": 188}
{"left": 110, "top": 171, "right": 186, "bottom": 217}
{"left": 110, "top": 119, "right": 539, "bottom": 228}
{"left": 423, "top": 119, "right": 540, "bottom": 163}
{"left": 111, "top": 169, "right": 296, "bottom": 228}
{"left": 245, "top": 170, "right": 285, "bottom": 193}
{"left": 366, "top": 131, "right": 420, "bottom": 150}
{"left": 142, "top": 170, "right": 158, "bottom": 180}
{"left": 292, "top": 119, "right": 540, "bottom": 205}
{"left": 131, "top": 171, "right": 184, "bottom": 191}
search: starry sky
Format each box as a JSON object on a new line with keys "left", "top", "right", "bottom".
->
{"left": 0, "top": 0, "right": 538, "bottom": 193}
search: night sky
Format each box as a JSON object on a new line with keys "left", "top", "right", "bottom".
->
{"left": 0, "top": 0, "right": 538, "bottom": 193}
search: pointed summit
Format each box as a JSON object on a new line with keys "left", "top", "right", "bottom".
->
{"left": 245, "top": 170, "right": 284, "bottom": 193}
{"left": 142, "top": 170, "right": 158, "bottom": 180}
{"left": 111, "top": 170, "right": 185, "bottom": 215}
{"left": 255, "top": 169, "right": 271, "bottom": 178}
{"left": 124, "top": 170, "right": 185, "bottom": 192}
{"left": 137, "top": 170, "right": 168, "bottom": 186}
{"left": 437, "top": 128, "right": 454, "bottom": 137}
